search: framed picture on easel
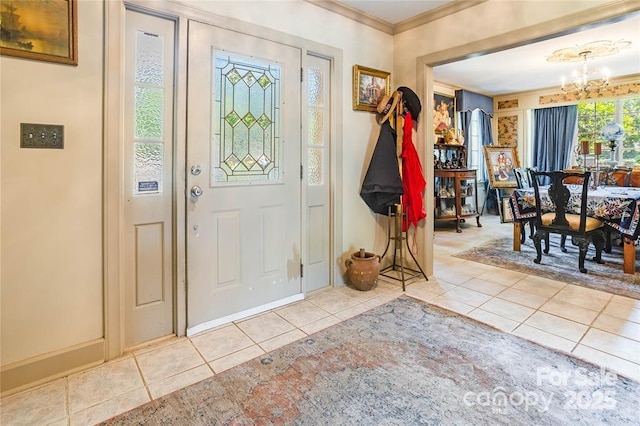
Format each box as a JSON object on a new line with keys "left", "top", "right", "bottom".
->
{"left": 483, "top": 146, "right": 520, "bottom": 189}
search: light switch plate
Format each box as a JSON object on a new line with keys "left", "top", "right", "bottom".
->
{"left": 20, "top": 123, "right": 64, "bottom": 149}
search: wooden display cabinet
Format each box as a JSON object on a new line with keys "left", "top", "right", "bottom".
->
{"left": 434, "top": 168, "right": 482, "bottom": 232}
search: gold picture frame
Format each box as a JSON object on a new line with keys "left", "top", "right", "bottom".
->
{"left": 483, "top": 145, "right": 520, "bottom": 188}
{"left": 0, "top": 0, "right": 78, "bottom": 65}
{"left": 352, "top": 65, "right": 391, "bottom": 112}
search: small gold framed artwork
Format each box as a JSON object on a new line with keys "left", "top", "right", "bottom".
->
{"left": 352, "top": 65, "right": 391, "bottom": 112}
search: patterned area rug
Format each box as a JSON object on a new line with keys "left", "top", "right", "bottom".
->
{"left": 454, "top": 236, "right": 640, "bottom": 300}
{"left": 101, "top": 297, "right": 640, "bottom": 425}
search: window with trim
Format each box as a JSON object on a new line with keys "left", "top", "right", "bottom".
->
{"left": 576, "top": 97, "right": 640, "bottom": 167}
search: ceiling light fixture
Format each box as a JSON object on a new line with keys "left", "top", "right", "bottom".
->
{"left": 561, "top": 50, "right": 610, "bottom": 95}
{"left": 547, "top": 40, "right": 631, "bottom": 97}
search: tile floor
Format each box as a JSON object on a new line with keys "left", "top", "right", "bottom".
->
{"left": 2, "top": 215, "right": 639, "bottom": 425}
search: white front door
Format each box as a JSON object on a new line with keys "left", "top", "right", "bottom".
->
{"left": 186, "top": 21, "right": 302, "bottom": 331}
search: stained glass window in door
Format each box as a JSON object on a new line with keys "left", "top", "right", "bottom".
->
{"left": 213, "top": 53, "right": 281, "bottom": 183}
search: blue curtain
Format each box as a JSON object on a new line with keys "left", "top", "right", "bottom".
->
{"left": 533, "top": 105, "right": 578, "bottom": 175}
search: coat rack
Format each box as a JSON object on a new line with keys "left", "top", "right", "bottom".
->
{"left": 378, "top": 92, "right": 427, "bottom": 291}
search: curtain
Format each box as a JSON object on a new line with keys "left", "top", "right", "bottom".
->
{"left": 478, "top": 110, "right": 499, "bottom": 213}
{"left": 532, "top": 105, "right": 578, "bottom": 178}
{"left": 459, "top": 110, "right": 472, "bottom": 151}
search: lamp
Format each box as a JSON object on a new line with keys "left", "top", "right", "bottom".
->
{"left": 601, "top": 122, "right": 624, "bottom": 166}
{"left": 561, "top": 50, "right": 610, "bottom": 96}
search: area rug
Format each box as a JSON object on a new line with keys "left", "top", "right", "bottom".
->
{"left": 101, "top": 297, "right": 640, "bottom": 425}
{"left": 454, "top": 236, "right": 640, "bottom": 300}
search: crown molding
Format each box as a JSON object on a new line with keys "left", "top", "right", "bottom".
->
{"left": 304, "top": 0, "right": 394, "bottom": 34}
{"left": 304, "top": 0, "right": 484, "bottom": 35}
{"left": 394, "top": 0, "right": 487, "bottom": 34}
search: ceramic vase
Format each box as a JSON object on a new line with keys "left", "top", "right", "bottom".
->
{"left": 345, "top": 249, "right": 380, "bottom": 291}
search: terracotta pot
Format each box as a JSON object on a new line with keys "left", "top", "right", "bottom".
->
{"left": 345, "top": 249, "right": 380, "bottom": 291}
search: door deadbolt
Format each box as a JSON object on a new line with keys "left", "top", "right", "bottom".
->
{"left": 190, "top": 185, "right": 203, "bottom": 198}
{"left": 190, "top": 164, "right": 202, "bottom": 176}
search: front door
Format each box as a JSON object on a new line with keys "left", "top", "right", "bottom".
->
{"left": 186, "top": 21, "right": 302, "bottom": 331}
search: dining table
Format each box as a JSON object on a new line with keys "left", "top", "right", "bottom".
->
{"left": 509, "top": 185, "right": 640, "bottom": 274}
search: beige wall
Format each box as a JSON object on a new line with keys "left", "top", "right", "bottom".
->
{"left": 1, "top": 0, "right": 104, "bottom": 366}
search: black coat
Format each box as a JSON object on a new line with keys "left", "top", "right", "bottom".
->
{"left": 360, "top": 121, "right": 403, "bottom": 215}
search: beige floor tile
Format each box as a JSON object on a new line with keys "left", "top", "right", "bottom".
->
{"left": 442, "top": 286, "right": 493, "bottom": 307}
{"left": 610, "top": 294, "right": 640, "bottom": 310}
{"left": 475, "top": 269, "right": 527, "bottom": 287}
{"left": 497, "top": 287, "right": 548, "bottom": 309}
{"left": 260, "top": 329, "right": 307, "bottom": 353}
{"left": 572, "top": 345, "right": 640, "bottom": 383}
{"left": 333, "top": 302, "right": 374, "bottom": 320}
{"left": 524, "top": 311, "right": 588, "bottom": 342}
{"left": 602, "top": 301, "right": 640, "bottom": 324}
{"left": 68, "top": 356, "right": 143, "bottom": 414}
{"left": 300, "top": 315, "right": 342, "bottom": 335}
{"left": 147, "top": 365, "right": 213, "bottom": 400}
{"left": 459, "top": 277, "right": 509, "bottom": 296}
{"left": 191, "top": 324, "right": 254, "bottom": 362}
{"left": 69, "top": 387, "right": 149, "bottom": 426}
{"left": 275, "top": 300, "right": 331, "bottom": 327}
{"left": 135, "top": 340, "right": 205, "bottom": 384}
{"left": 433, "top": 268, "right": 480, "bottom": 285}
{"left": 0, "top": 379, "right": 67, "bottom": 426}
{"left": 591, "top": 313, "right": 640, "bottom": 342}
{"left": 552, "top": 285, "right": 612, "bottom": 311}
{"left": 510, "top": 276, "right": 565, "bottom": 298}
{"left": 430, "top": 295, "right": 475, "bottom": 315}
{"left": 236, "top": 311, "right": 296, "bottom": 342}
{"left": 361, "top": 291, "right": 401, "bottom": 308}
{"left": 539, "top": 299, "right": 600, "bottom": 325}
{"left": 306, "top": 289, "right": 361, "bottom": 314}
{"left": 512, "top": 324, "right": 576, "bottom": 353}
{"left": 580, "top": 328, "right": 640, "bottom": 364}
{"left": 209, "top": 345, "right": 265, "bottom": 374}
{"left": 467, "top": 308, "right": 520, "bottom": 332}
{"left": 478, "top": 298, "right": 535, "bottom": 323}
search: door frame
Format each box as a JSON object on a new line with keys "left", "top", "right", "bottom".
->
{"left": 104, "top": 0, "right": 343, "bottom": 360}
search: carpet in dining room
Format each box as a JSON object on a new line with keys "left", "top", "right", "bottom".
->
{"left": 99, "top": 296, "right": 640, "bottom": 425}
{"left": 454, "top": 235, "right": 639, "bottom": 300}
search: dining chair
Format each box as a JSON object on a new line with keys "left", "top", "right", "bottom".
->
{"left": 530, "top": 170, "right": 606, "bottom": 273}
{"left": 601, "top": 166, "right": 632, "bottom": 252}
{"left": 513, "top": 168, "right": 536, "bottom": 244}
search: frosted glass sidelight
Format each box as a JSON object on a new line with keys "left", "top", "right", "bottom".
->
{"left": 135, "top": 31, "right": 163, "bottom": 85}
{"left": 308, "top": 68, "right": 323, "bottom": 105}
{"left": 308, "top": 109, "right": 323, "bottom": 146}
{"left": 135, "top": 87, "right": 164, "bottom": 139}
{"left": 213, "top": 52, "right": 281, "bottom": 183}
{"left": 134, "top": 142, "right": 163, "bottom": 194}
{"left": 308, "top": 148, "right": 323, "bottom": 185}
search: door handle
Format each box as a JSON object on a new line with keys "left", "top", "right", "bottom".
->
{"left": 190, "top": 185, "right": 203, "bottom": 198}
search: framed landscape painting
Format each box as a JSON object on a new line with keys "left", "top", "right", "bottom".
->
{"left": 0, "top": 0, "right": 78, "bottom": 65}
{"left": 483, "top": 146, "right": 520, "bottom": 188}
{"left": 352, "top": 65, "right": 390, "bottom": 112}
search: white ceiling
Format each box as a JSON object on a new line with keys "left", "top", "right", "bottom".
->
{"left": 335, "top": 1, "right": 640, "bottom": 96}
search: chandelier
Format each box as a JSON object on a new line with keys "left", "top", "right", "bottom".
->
{"left": 547, "top": 40, "right": 631, "bottom": 96}
{"left": 561, "top": 50, "right": 610, "bottom": 95}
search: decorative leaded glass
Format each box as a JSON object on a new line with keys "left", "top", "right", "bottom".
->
{"left": 135, "top": 31, "right": 163, "bottom": 85}
{"left": 213, "top": 52, "right": 280, "bottom": 183}
{"left": 134, "top": 142, "right": 163, "bottom": 194}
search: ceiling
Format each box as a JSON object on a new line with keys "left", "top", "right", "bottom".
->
{"left": 335, "top": 1, "right": 640, "bottom": 96}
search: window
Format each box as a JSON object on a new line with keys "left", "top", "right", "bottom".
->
{"left": 466, "top": 109, "right": 486, "bottom": 181}
{"left": 576, "top": 97, "right": 640, "bottom": 167}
